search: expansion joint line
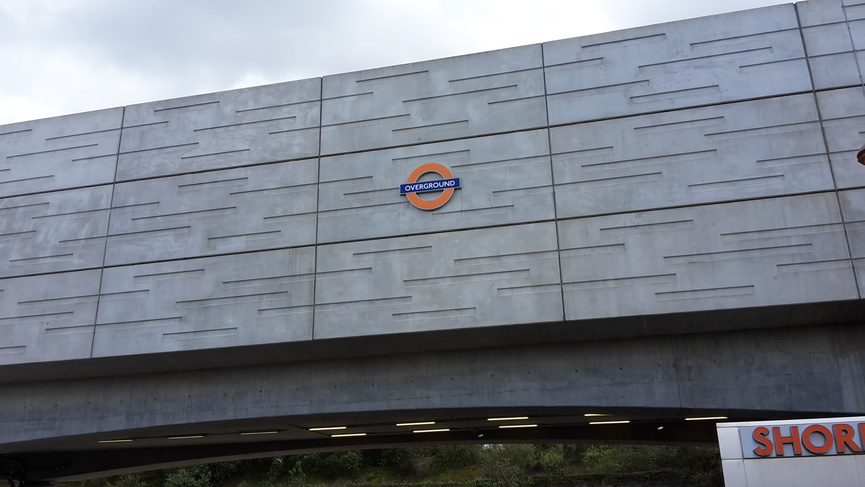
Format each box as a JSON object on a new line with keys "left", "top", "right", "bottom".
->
{"left": 311, "top": 76, "right": 325, "bottom": 339}
{"left": 795, "top": 2, "right": 861, "bottom": 296}
{"left": 539, "top": 43, "right": 569, "bottom": 323}
{"left": 90, "top": 106, "right": 126, "bottom": 357}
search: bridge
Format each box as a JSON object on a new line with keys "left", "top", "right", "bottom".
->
{"left": 2, "top": 0, "right": 864, "bottom": 482}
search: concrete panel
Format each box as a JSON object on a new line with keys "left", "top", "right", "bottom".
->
{"left": 544, "top": 4, "right": 809, "bottom": 125}
{"left": 797, "top": 0, "right": 864, "bottom": 92}
{"left": 0, "top": 108, "right": 122, "bottom": 198}
{"left": 851, "top": 16, "right": 865, "bottom": 41}
{"left": 839, "top": 189, "right": 865, "bottom": 297}
{"left": 105, "top": 159, "right": 318, "bottom": 266}
{"left": 817, "top": 87, "right": 865, "bottom": 188}
{"left": 117, "top": 79, "right": 320, "bottom": 180}
{"left": 846, "top": 2, "right": 865, "bottom": 91}
{"left": 558, "top": 193, "right": 858, "bottom": 321}
{"left": 314, "top": 222, "right": 562, "bottom": 339}
{"left": 94, "top": 248, "right": 315, "bottom": 357}
{"left": 318, "top": 130, "right": 554, "bottom": 243}
{"left": 809, "top": 51, "right": 862, "bottom": 91}
{"left": 551, "top": 94, "right": 832, "bottom": 217}
{"left": 798, "top": 0, "right": 862, "bottom": 89}
{"left": 0, "top": 186, "right": 111, "bottom": 277}
{"left": 320, "top": 45, "right": 546, "bottom": 154}
{"left": 0, "top": 270, "right": 101, "bottom": 364}
{"left": 797, "top": 0, "right": 847, "bottom": 25}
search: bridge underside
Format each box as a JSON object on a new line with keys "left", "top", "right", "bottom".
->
{"left": 3, "top": 302, "right": 864, "bottom": 482}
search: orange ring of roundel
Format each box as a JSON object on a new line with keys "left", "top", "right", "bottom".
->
{"left": 405, "top": 163, "right": 456, "bottom": 210}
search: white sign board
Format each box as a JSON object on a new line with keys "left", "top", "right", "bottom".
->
{"left": 718, "top": 417, "right": 865, "bottom": 487}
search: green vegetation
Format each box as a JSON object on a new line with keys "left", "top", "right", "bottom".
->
{"left": 67, "top": 444, "right": 724, "bottom": 487}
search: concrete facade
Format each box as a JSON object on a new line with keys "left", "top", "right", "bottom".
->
{"left": 1, "top": 0, "right": 865, "bottom": 481}
{"left": 1, "top": 0, "right": 863, "bottom": 366}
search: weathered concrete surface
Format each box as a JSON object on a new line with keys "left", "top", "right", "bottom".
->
{"left": 0, "top": 108, "right": 123, "bottom": 198}
{"left": 320, "top": 44, "right": 546, "bottom": 154}
{"left": 1, "top": 323, "right": 864, "bottom": 480}
{"left": 841, "top": 189, "right": 865, "bottom": 296}
{"left": 117, "top": 78, "right": 321, "bottom": 180}
{"left": 314, "top": 222, "right": 562, "bottom": 338}
{"left": 558, "top": 193, "right": 858, "bottom": 320}
{"left": 550, "top": 94, "right": 834, "bottom": 217}
{"left": 2, "top": 0, "right": 862, "bottom": 366}
{"left": 317, "top": 129, "right": 554, "bottom": 242}
{"left": 105, "top": 159, "right": 319, "bottom": 265}
{"left": 1, "top": 0, "right": 865, "bottom": 481}
{"left": 94, "top": 248, "right": 317, "bottom": 356}
{"left": 0, "top": 186, "right": 112, "bottom": 277}
{"left": 543, "top": 4, "right": 808, "bottom": 124}
{"left": 818, "top": 87, "right": 865, "bottom": 189}
{"left": 0, "top": 270, "right": 101, "bottom": 363}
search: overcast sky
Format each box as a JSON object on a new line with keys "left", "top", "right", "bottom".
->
{"left": 1, "top": 0, "right": 792, "bottom": 126}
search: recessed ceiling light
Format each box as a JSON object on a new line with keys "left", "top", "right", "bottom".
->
{"left": 413, "top": 428, "right": 450, "bottom": 433}
{"left": 396, "top": 422, "right": 436, "bottom": 427}
{"left": 487, "top": 416, "right": 529, "bottom": 421}
{"left": 685, "top": 416, "right": 728, "bottom": 421}
{"left": 499, "top": 424, "right": 537, "bottom": 429}
{"left": 240, "top": 431, "right": 280, "bottom": 436}
{"left": 309, "top": 426, "right": 347, "bottom": 431}
{"left": 589, "top": 420, "right": 630, "bottom": 425}
{"left": 584, "top": 413, "right": 612, "bottom": 417}
{"left": 331, "top": 433, "right": 366, "bottom": 437}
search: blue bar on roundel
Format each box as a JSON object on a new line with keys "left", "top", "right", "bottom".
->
{"left": 399, "top": 178, "right": 461, "bottom": 195}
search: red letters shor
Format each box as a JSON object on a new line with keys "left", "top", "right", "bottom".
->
{"left": 753, "top": 427, "right": 774, "bottom": 457}
{"left": 802, "top": 425, "right": 833, "bottom": 454}
{"left": 773, "top": 426, "right": 803, "bottom": 456}
{"left": 833, "top": 424, "right": 862, "bottom": 454}
{"left": 751, "top": 422, "right": 865, "bottom": 457}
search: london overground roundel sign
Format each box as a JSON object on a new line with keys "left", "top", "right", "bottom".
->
{"left": 399, "top": 163, "right": 461, "bottom": 210}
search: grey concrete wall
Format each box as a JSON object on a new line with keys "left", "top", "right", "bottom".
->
{"left": 3, "top": 322, "right": 865, "bottom": 481}
{"left": 559, "top": 193, "right": 858, "bottom": 319}
{"left": 1, "top": 0, "right": 864, "bottom": 368}
{"left": 320, "top": 45, "right": 546, "bottom": 154}
{"left": 117, "top": 79, "right": 321, "bottom": 180}
{"left": 543, "top": 4, "right": 809, "bottom": 123}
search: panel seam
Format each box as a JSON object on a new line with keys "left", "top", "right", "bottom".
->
{"left": 796, "top": 1, "right": 862, "bottom": 297}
